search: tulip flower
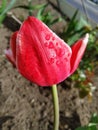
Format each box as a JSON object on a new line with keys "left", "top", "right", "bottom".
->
{"left": 5, "top": 16, "right": 89, "bottom": 86}
{"left": 5, "top": 16, "right": 89, "bottom": 130}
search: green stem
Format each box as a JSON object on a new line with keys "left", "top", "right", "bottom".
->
{"left": 51, "top": 84, "right": 59, "bottom": 130}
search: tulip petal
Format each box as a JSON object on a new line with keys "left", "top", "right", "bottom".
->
{"left": 70, "top": 34, "right": 89, "bottom": 74}
{"left": 16, "top": 16, "right": 72, "bottom": 86}
{"left": 10, "top": 31, "right": 18, "bottom": 61}
{"left": 5, "top": 31, "right": 18, "bottom": 66}
{"left": 5, "top": 49, "right": 16, "bottom": 66}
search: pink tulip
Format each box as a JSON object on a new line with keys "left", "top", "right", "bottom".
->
{"left": 5, "top": 16, "right": 89, "bottom": 86}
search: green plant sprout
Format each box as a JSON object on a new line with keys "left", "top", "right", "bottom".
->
{"left": 13, "top": 2, "right": 62, "bottom": 27}
{"left": 75, "top": 113, "right": 98, "bottom": 130}
{"left": 0, "top": 0, "right": 61, "bottom": 27}
{"left": 61, "top": 10, "right": 98, "bottom": 99}
{"left": 0, "top": 0, "right": 16, "bottom": 25}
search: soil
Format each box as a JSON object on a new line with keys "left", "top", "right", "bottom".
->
{"left": 0, "top": 0, "right": 98, "bottom": 130}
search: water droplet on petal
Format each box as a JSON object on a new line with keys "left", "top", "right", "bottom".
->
{"left": 52, "top": 37, "right": 55, "bottom": 41}
{"left": 49, "top": 41, "right": 54, "bottom": 48}
{"left": 56, "top": 48, "right": 65, "bottom": 57}
{"left": 67, "top": 53, "right": 71, "bottom": 57}
{"left": 50, "top": 52, "right": 56, "bottom": 59}
{"left": 48, "top": 58, "right": 55, "bottom": 64}
{"left": 52, "top": 54, "right": 56, "bottom": 58}
{"left": 64, "top": 57, "right": 68, "bottom": 62}
{"left": 56, "top": 42, "right": 58, "bottom": 46}
{"left": 44, "top": 42, "right": 49, "bottom": 47}
{"left": 45, "top": 34, "right": 50, "bottom": 40}
{"left": 56, "top": 60, "right": 61, "bottom": 66}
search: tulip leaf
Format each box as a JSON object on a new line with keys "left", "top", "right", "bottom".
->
{"left": 0, "top": 0, "right": 16, "bottom": 25}
{"left": 0, "top": 14, "right": 6, "bottom": 25}
{"left": 1, "top": 0, "right": 16, "bottom": 16}
{"left": 65, "top": 10, "right": 78, "bottom": 34}
{"left": 37, "top": 4, "right": 48, "bottom": 20}
{"left": 76, "top": 17, "right": 89, "bottom": 30}
{"left": 75, "top": 125, "right": 97, "bottom": 130}
{"left": 90, "top": 113, "right": 98, "bottom": 124}
{"left": 0, "top": 0, "right": 7, "bottom": 14}
{"left": 75, "top": 114, "right": 98, "bottom": 130}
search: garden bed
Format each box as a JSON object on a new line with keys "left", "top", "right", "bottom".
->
{"left": 0, "top": 0, "right": 98, "bottom": 130}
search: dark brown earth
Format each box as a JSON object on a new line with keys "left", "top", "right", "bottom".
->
{"left": 0, "top": 0, "right": 98, "bottom": 130}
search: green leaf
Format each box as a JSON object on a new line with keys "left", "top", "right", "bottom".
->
{"left": 75, "top": 125, "right": 97, "bottom": 130}
{"left": 1, "top": 0, "right": 16, "bottom": 15}
{"left": 49, "top": 17, "right": 62, "bottom": 26}
{"left": 76, "top": 17, "right": 89, "bottom": 30}
{"left": 0, "top": 14, "right": 6, "bottom": 25}
{"left": 0, "top": 0, "right": 16, "bottom": 25}
{"left": 75, "top": 114, "right": 98, "bottom": 130}
{"left": 0, "top": 0, "right": 7, "bottom": 14}
{"left": 65, "top": 10, "right": 78, "bottom": 34}
{"left": 37, "top": 4, "right": 48, "bottom": 20}
{"left": 90, "top": 113, "right": 98, "bottom": 124}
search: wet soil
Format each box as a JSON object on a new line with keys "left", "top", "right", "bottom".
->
{"left": 0, "top": 0, "right": 98, "bottom": 130}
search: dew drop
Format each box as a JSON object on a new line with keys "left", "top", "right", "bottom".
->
{"left": 64, "top": 57, "right": 68, "bottom": 62}
{"left": 48, "top": 58, "right": 55, "bottom": 64}
{"left": 44, "top": 42, "right": 49, "bottom": 47}
{"left": 48, "top": 41, "right": 54, "bottom": 48}
{"left": 56, "top": 60, "right": 61, "bottom": 66}
{"left": 52, "top": 37, "right": 55, "bottom": 41}
{"left": 67, "top": 53, "right": 71, "bottom": 57}
{"left": 56, "top": 48, "right": 65, "bottom": 57}
{"left": 56, "top": 42, "right": 58, "bottom": 46}
{"left": 45, "top": 34, "right": 50, "bottom": 40}
{"left": 52, "top": 54, "right": 56, "bottom": 58}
